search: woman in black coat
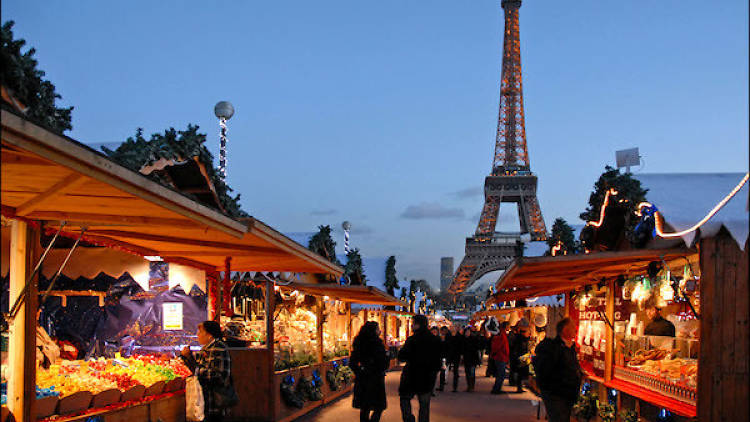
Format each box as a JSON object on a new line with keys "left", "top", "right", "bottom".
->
{"left": 350, "top": 321, "right": 389, "bottom": 422}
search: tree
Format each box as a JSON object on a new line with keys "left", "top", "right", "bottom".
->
{"left": 409, "top": 279, "right": 433, "bottom": 296}
{"left": 579, "top": 166, "right": 648, "bottom": 251}
{"left": 384, "top": 256, "right": 399, "bottom": 295}
{"left": 102, "top": 125, "right": 248, "bottom": 218}
{"left": 344, "top": 248, "right": 367, "bottom": 286}
{"left": 1, "top": 21, "right": 73, "bottom": 133}
{"left": 308, "top": 225, "right": 341, "bottom": 283}
{"left": 545, "top": 217, "right": 578, "bottom": 256}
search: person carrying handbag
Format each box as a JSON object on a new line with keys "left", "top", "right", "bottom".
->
{"left": 182, "top": 320, "right": 237, "bottom": 422}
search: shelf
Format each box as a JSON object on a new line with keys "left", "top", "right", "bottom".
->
{"left": 606, "top": 378, "right": 696, "bottom": 418}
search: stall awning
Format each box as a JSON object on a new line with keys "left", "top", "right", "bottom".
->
{"left": 1, "top": 109, "right": 342, "bottom": 276}
{"left": 473, "top": 305, "right": 555, "bottom": 320}
{"left": 279, "top": 282, "right": 407, "bottom": 307}
{"left": 490, "top": 248, "right": 698, "bottom": 304}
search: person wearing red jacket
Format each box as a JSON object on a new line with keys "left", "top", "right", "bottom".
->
{"left": 489, "top": 321, "right": 510, "bottom": 394}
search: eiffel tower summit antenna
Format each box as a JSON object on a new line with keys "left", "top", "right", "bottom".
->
{"left": 450, "top": 0, "right": 547, "bottom": 294}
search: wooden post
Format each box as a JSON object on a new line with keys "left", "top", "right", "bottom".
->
{"left": 346, "top": 303, "right": 352, "bottom": 353}
{"left": 604, "top": 280, "right": 615, "bottom": 382}
{"left": 8, "top": 219, "right": 39, "bottom": 422}
{"left": 265, "top": 278, "right": 275, "bottom": 418}
{"left": 221, "top": 257, "right": 232, "bottom": 319}
{"left": 564, "top": 291, "right": 572, "bottom": 318}
{"left": 316, "top": 297, "right": 324, "bottom": 363}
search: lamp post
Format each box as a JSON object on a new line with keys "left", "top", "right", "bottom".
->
{"left": 342, "top": 221, "right": 352, "bottom": 254}
{"left": 214, "top": 101, "right": 235, "bottom": 181}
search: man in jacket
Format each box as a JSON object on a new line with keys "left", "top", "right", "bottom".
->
{"left": 398, "top": 315, "right": 442, "bottom": 422}
{"left": 445, "top": 325, "right": 463, "bottom": 392}
{"left": 489, "top": 320, "right": 509, "bottom": 394}
{"left": 533, "top": 318, "right": 582, "bottom": 422}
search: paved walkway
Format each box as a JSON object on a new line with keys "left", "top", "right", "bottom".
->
{"left": 297, "top": 362, "right": 544, "bottom": 422}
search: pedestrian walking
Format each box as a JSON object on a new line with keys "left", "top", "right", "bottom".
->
{"left": 181, "top": 321, "right": 235, "bottom": 422}
{"left": 509, "top": 319, "right": 531, "bottom": 393}
{"left": 350, "top": 321, "right": 389, "bottom": 422}
{"left": 445, "top": 325, "right": 463, "bottom": 392}
{"left": 436, "top": 326, "right": 450, "bottom": 392}
{"left": 506, "top": 324, "right": 519, "bottom": 389}
{"left": 429, "top": 326, "right": 441, "bottom": 396}
{"left": 461, "top": 326, "right": 481, "bottom": 392}
{"left": 398, "top": 315, "right": 442, "bottom": 422}
{"left": 488, "top": 320, "right": 509, "bottom": 394}
{"left": 533, "top": 317, "right": 582, "bottom": 422}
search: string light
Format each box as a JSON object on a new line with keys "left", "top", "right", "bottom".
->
{"left": 587, "top": 189, "right": 618, "bottom": 228}
{"left": 636, "top": 172, "right": 748, "bottom": 238}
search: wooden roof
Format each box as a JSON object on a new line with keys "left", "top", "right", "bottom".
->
{"left": 1, "top": 109, "right": 342, "bottom": 275}
{"left": 279, "top": 282, "right": 407, "bottom": 307}
{"left": 490, "top": 248, "right": 698, "bottom": 304}
{"left": 473, "top": 306, "right": 548, "bottom": 320}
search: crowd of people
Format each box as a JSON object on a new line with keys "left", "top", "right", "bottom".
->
{"left": 348, "top": 314, "right": 569, "bottom": 422}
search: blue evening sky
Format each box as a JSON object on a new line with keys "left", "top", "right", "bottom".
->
{"left": 3, "top": 0, "right": 747, "bottom": 290}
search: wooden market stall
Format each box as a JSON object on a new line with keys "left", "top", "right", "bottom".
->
{"left": 1, "top": 108, "right": 343, "bottom": 422}
{"left": 225, "top": 280, "right": 405, "bottom": 422}
{"left": 489, "top": 218, "right": 747, "bottom": 420}
{"left": 350, "top": 308, "right": 414, "bottom": 369}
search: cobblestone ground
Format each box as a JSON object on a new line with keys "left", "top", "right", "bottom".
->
{"left": 296, "top": 362, "right": 544, "bottom": 422}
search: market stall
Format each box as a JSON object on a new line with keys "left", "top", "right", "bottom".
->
{"left": 226, "top": 281, "right": 404, "bottom": 422}
{"left": 1, "top": 108, "right": 344, "bottom": 422}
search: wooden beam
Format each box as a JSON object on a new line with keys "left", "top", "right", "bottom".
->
{"left": 28, "top": 211, "right": 194, "bottom": 227}
{"left": 15, "top": 173, "right": 88, "bottom": 216}
{"left": 161, "top": 256, "right": 217, "bottom": 273}
{"left": 7, "top": 220, "right": 38, "bottom": 422}
{"left": 85, "top": 229, "right": 284, "bottom": 254}
{"left": 157, "top": 250, "right": 289, "bottom": 257}
{"left": 2, "top": 111, "right": 246, "bottom": 238}
{"left": 604, "top": 279, "right": 615, "bottom": 382}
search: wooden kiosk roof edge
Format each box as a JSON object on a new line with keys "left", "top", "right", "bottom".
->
{"left": 1, "top": 109, "right": 246, "bottom": 238}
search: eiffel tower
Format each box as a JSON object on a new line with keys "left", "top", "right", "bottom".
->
{"left": 450, "top": 0, "right": 547, "bottom": 294}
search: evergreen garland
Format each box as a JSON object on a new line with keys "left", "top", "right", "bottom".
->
{"left": 1, "top": 21, "right": 73, "bottom": 133}
{"left": 101, "top": 125, "right": 248, "bottom": 218}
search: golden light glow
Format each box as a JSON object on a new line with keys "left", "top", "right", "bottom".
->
{"left": 587, "top": 189, "right": 618, "bottom": 228}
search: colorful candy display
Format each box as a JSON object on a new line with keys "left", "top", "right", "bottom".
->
{"left": 34, "top": 355, "right": 190, "bottom": 398}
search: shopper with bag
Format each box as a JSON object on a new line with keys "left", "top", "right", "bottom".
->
{"left": 181, "top": 320, "right": 237, "bottom": 422}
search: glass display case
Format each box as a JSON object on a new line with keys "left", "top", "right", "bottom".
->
{"left": 322, "top": 298, "right": 349, "bottom": 361}
{"left": 612, "top": 275, "right": 700, "bottom": 406}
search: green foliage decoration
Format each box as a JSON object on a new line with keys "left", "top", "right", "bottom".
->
{"left": 344, "top": 248, "right": 367, "bottom": 286}
{"left": 101, "top": 125, "right": 248, "bottom": 218}
{"left": 572, "top": 390, "right": 599, "bottom": 421}
{"left": 579, "top": 166, "right": 648, "bottom": 250}
{"left": 545, "top": 217, "right": 579, "bottom": 256}
{"left": 598, "top": 402, "right": 616, "bottom": 422}
{"left": 308, "top": 225, "right": 342, "bottom": 282}
{"left": 619, "top": 409, "right": 639, "bottom": 422}
{"left": 1, "top": 21, "right": 73, "bottom": 133}
{"left": 385, "top": 256, "right": 399, "bottom": 295}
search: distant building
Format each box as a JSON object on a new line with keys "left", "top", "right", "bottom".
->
{"left": 440, "top": 257, "right": 454, "bottom": 292}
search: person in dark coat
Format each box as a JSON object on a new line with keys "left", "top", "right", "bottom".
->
{"left": 644, "top": 303, "right": 675, "bottom": 336}
{"left": 350, "top": 321, "right": 389, "bottom": 422}
{"left": 461, "top": 326, "right": 482, "bottom": 392}
{"left": 398, "top": 315, "right": 442, "bottom": 422}
{"left": 181, "top": 321, "right": 233, "bottom": 422}
{"left": 445, "top": 325, "right": 463, "bottom": 392}
{"left": 436, "top": 326, "right": 450, "bottom": 392}
{"left": 533, "top": 318, "right": 582, "bottom": 422}
{"left": 509, "top": 321, "right": 531, "bottom": 393}
{"left": 506, "top": 324, "right": 519, "bottom": 388}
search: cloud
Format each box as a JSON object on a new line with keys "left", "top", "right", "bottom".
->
{"left": 400, "top": 203, "right": 465, "bottom": 220}
{"left": 450, "top": 186, "right": 483, "bottom": 199}
{"left": 310, "top": 209, "right": 338, "bottom": 216}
